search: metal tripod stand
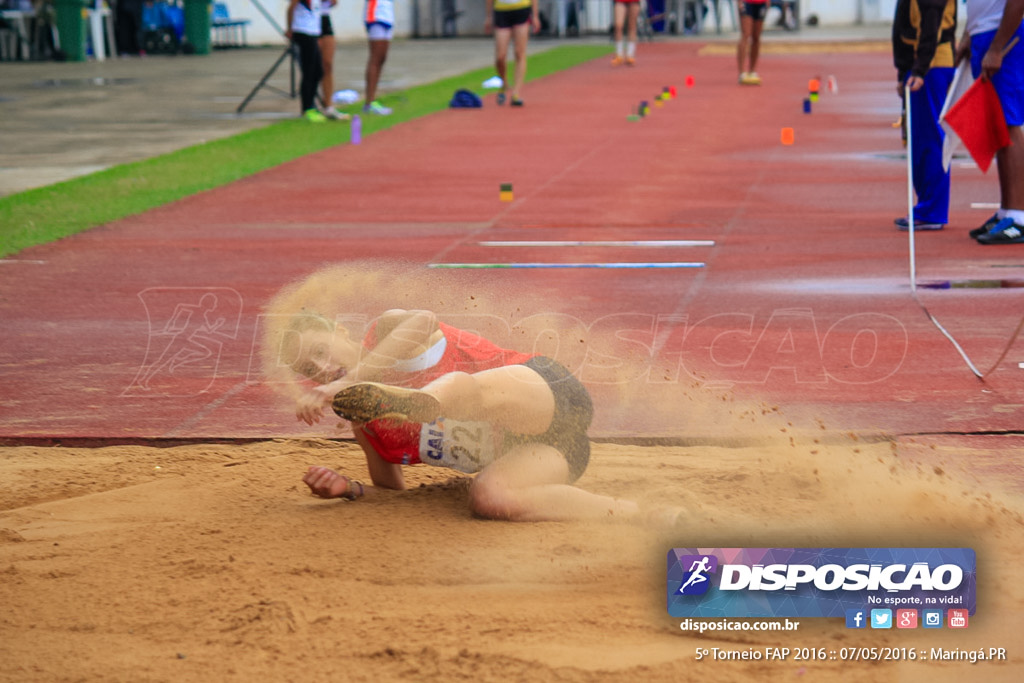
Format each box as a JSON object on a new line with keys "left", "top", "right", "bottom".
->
{"left": 237, "top": 42, "right": 299, "bottom": 114}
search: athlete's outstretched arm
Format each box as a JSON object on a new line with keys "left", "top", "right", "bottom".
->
{"left": 353, "top": 425, "right": 406, "bottom": 490}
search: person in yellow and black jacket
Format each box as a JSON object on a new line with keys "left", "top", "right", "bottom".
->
{"left": 891, "top": 0, "right": 958, "bottom": 231}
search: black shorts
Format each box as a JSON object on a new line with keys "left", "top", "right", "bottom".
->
{"left": 494, "top": 7, "right": 532, "bottom": 29}
{"left": 742, "top": 2, "right": 768, "bottom": 20}
{"left": 504, "top": 356, "right": 593, "bottom": 482}
{"left": 320, "top": 15, "right": 334, "bottom": 36}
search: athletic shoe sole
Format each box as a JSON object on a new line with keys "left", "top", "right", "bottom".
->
{"left": 896, "top": 223, "right": 944, "bottom": 231}
{"left": 332, "top": 382, "right": 441, "bottom": 423}
{"left": 894, "top": 217, "right": 944, "bottom": 231}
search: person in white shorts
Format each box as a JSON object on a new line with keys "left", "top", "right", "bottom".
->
{"left": 364, "top": 0, "right": 395, "bottom": 115}
{"left": 286, "top": 0, "right": 326, "bottom": 122}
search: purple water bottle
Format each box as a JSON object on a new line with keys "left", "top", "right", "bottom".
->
{"left": 351, "top": 115, "right": 362, "bottom": 145}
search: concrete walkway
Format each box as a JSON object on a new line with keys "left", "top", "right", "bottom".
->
{"left": 0, "top": 37, "right": 508, "bottom": 197}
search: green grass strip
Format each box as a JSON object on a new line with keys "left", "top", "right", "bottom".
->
{"left": 0, "top": 44, "right": 611, "bottom": 258}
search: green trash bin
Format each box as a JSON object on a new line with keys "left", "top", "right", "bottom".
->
{"left": 53, "top": 0, "right": 87, "bottom": 62}
{"left": 183, "top": 0, "right": 213, "bottom": 55}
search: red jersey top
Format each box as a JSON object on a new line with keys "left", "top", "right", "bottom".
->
{"left": 358, "top": 322, "right": 535, "bottom": 466}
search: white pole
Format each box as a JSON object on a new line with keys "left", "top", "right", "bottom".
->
{"left": 905, "top": 80, "right": 984, "bottom": 377}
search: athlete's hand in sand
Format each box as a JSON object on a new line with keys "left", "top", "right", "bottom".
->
{"left": 296, "top": 382, "right": 348, "bottom": 425}
{"left": 303, "top": 466, "right": 359, "bottom": 499}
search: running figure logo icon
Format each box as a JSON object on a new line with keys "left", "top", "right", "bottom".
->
{"left": 676, "top": 554, "right": 718, "bottom": 595}
{"left": 125, "top": 287, "right": 243, "bottom": 396}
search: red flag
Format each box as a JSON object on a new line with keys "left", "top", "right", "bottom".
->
{"left": 941, "top": 77, "right": 1011, "bottom": 173}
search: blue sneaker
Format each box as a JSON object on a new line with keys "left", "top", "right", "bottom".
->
{"left": 976, "top": 217, "right": 1024, "bottom": 244}
{"left": 895, "top": 216, "right": 944, "bottom": 231}
{"left": 970, "top": 213, "right": 1001, "bottom": 239}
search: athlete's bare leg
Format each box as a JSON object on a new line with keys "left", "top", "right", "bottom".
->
{"left": 748, "top": 17, "right": 764, "bottom": 74}
{"left": 998, "top": 126, "right": 1024, "bottom": 211}
{"left": 626, "top": 3, "right": 639, "bottom": 44}
{"left": 421, "top": 365, "right": 555, "bottom": 434}
{"left": 510, "top": 22, "right": 530, "bottom": 99}
{"left": 319, "top": 33, "right": 336, "bottom": 109}
{"left": 332, "top": 365, "right": 557, "bottom": 434}
{"left": 468, "top": 442, "right": 639, "bottom": 521}
{"left": 737, "top": 14, "right": 753, "bottom": 74}
{"left": 365, "top": 39, "right": 389, "bottom": 104}
{"left": 494, "top": 27, "right": 512, "bottom": 98}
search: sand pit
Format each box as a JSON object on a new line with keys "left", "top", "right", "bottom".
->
{"left": 3, "top": 263, "right": 1023, "bottom": 681}
{"left": 1, "top": 428, "right": 1022, "bottom": 682}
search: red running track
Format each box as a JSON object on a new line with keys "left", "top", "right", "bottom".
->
{"left": 1, "top": 41, "right": 1023, "bottom": 457}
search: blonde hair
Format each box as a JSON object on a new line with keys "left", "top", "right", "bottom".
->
{"left": 258, "top": 260, "right": 527, "bottom": 400}
{"left": 259, "top": 264, "right": 396, "bottom": 400}
{"left": 288, "top": 309, "right": 336, "bottom": 334}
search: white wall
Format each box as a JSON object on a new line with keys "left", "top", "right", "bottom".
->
{"left": 222, "top": 0, "right": 414, "bottom": 45}
{"left": 227, "top": 0, "right": 903, "bottom": 46}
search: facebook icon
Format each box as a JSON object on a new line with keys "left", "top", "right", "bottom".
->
{"left": 845, "top": 609, "right": 867, "bottom": 629}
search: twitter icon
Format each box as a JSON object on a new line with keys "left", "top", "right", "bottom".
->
{"left": 871, "top": 609, "right": 893, "bottom": 629}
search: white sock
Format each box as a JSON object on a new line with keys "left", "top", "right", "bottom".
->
{"left": 1004, "top": 209, "right": 1024, "bottom": 224}
{"left": 616, "top": 40, "right": 624, "bottom": 57}
{"left": 626, "top": 41, "right": 636, "bottom": 58}
{"left": 997, "top": 208, "right": 1008, "bottom": 219}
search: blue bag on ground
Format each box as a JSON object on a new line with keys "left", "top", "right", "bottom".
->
{"left": 449, "top": 89, "right": 482, "bottom": 108}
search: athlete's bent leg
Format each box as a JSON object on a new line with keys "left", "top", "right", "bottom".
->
{"left": 469, "top": 443, "right": 639, "bottom": 521}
